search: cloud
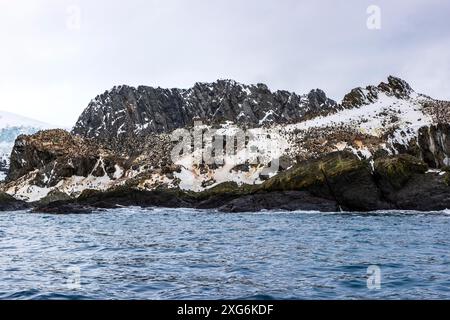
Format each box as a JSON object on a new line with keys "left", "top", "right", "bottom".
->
{"left": 0, "top": 0, "right": 448, "bottom": 126}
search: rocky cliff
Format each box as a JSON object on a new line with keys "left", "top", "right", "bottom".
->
{"left": 2, "top": 76, "right": 450, "bottom": 212}
{"left": 31, "top": 152, "right": 450, "bottom": 214}
{"left": 72, "top": 80, "right": 338, "bottom": 152}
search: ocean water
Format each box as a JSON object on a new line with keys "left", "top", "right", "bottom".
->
{"left": 0, "top": 208, "right": 449, "bottom": 300}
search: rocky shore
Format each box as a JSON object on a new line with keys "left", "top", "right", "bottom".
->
{"left": 0, "top": 151, "right": 444, "bottom": 214}
{"left": 1, "top": 76, "right": 450, "bottom": 214}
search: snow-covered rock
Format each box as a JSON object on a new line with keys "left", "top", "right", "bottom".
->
{"left": 72, "top": 80, "right": 338, "bottom": 146}
{"left": 3, "top": 76, "right": 450, "bottom": 202}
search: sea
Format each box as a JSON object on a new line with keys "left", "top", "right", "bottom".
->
{"left": 0, "top": 208, "right": 449, "bottom": 300}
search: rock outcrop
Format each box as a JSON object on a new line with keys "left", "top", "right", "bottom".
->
{"left": 342, "top": 75, "right": 414, "bottom": 108}
{"left": 31, "top": 152, "right": 450, "bottom": 213}
{"left": 0, "top": 192, "right": 29, "bottom": 211}
{"left": 3, "top": 76, "right": 450, "bottom": 212}
{"left": 72, "top": 80, "right": 338, "bottom": 149}
{"left": 373, "top": 154, "right": 450, "bottom": 210}
{"left": 8, "top": 129, "right": 127, "bottom": 185}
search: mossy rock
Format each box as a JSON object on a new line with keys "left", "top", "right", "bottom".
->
{"left": 443, "top": 173, "right": 450, "bottom": 187}
{"left": 0, "top": 192, "right": 30, "bottom": 211}
{"left": 372, "top": 148, "right": 391, "bottom": 160}
{"left": 318, "top": 152, "right": 365, "bottom": 177}
{"left": 205, "top": 181, "right": 240, "bottom": 193}
{"left": 37, "top": 189, "right": 73, "bottom": 205}
{"left": 78, "top": 188, "right": 103, "bottom": 200}
{"left": 261, "top": 151, "right": 362, "bottom": 192}
{"left": 188, "top": 181, "right": 257, "bottom": 200}
{"left": 0, "top": 192, "right": 19, "bottom": 203}
{"left": 374, "top": 154, "right": 428, "bottom": 189}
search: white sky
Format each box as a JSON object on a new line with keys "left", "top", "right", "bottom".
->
{"left": 0, "top": 0, "right": 449, "bottom": 127}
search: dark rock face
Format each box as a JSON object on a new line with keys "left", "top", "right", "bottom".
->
{"left": 380, "top": 76, "right": 413, "bottom": 98}
{"left": 260, "top": 151, "right": 392, "bottom": 211}
{"left": 383, "top": 172, "right": 450, "bottom": 211}
{"left": 7, "top": 129, "right": 127, "bottom": 186}
{"left": 372, "top": 154, "right": 450, "bottom": 211}
{"left": 323, "top": 160, "right": 392, "bottom": 211}
{"left": 33, "top": 188, "right": 195, "bottom": 214}
{"left": 216, "top": 191, "right": 338, "bottom": 212}
{"left": 417, "top": 124, "right": 450, "bottom": 168}
{"left": 0, "top": 192, "right": 29, "bottom": 211}
{"left": 37, "top": 189, "right": 74, "bottom": 205}
{"left": 32, "top": 202, "right": 100, "bottom": 214}
{"left": 72, "top": 80, "right": 338, "bottom": 143}
{"left": 373, "top": 154, "right": 428, "bottom": 191}
{"left": 31, "top": 152, "right": 450, "bottom": 213}
{"left": 342, "top": 75, "right": 413, "bottom": 108}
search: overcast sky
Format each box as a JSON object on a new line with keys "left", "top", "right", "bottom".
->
{"left": 0, "top": 0, "right": 449, "bottom": 127}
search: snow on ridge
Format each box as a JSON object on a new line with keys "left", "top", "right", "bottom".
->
{"left": 7, "top": 92, "right": 436, "bottom": 198}
{"left": 3, "top": 82, "right": 443, "bottom": 199}
{"left": 285, "top": 92, "right": 432, "bottom": 139}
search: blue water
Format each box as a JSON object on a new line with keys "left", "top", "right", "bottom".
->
{"left": 0, "top": 208, "right": 449, "bottom": 300}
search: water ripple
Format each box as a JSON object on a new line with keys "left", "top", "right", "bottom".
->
{"left": 0, "top": 208, "right": 449, "bottom": 299}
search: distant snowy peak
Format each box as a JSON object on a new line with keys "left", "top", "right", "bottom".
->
{"left": 0, "top": 111, "right": 55, "bottom": 147}
{"left": 0, "top": 110, "right": 52, "bottom": 130}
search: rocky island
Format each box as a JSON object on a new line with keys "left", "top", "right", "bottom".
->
{"left": 1, "top": 76, "right": 450, "bottom": 213}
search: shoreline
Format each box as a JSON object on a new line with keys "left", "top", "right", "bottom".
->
{"left": 2, "top": 151, "right": 450, "bottom": 214}
{"left": 3, "top": 207, "right": 450, "bottom": 216}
